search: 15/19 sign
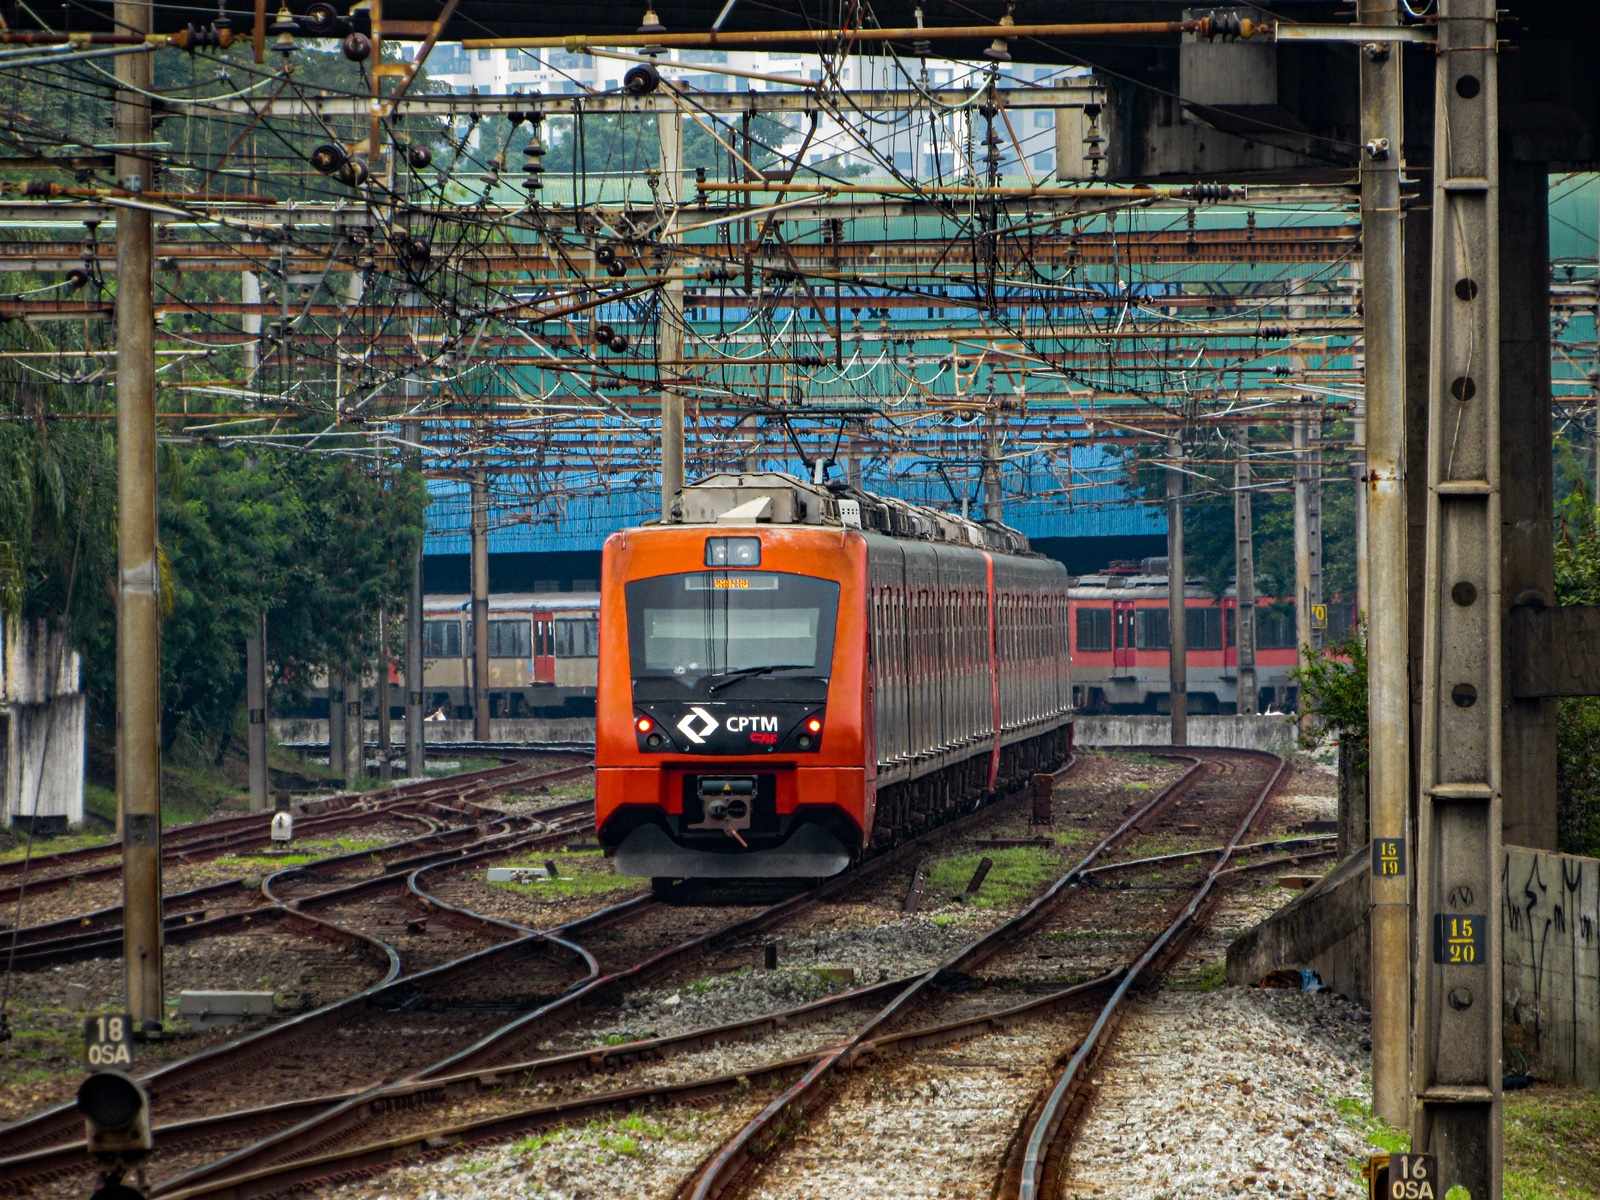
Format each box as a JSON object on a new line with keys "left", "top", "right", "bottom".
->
{"left": 1432, "top": 913, "right": 1486, "bottom": 966}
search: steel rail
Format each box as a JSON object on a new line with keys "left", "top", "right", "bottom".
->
{"left": 1012, "top": 747, "right": 1290, "bottom": 1200}
{"left": 0, "top": 756, "right": 567, "bottom": 886}
{"left": 0, "top": 799, "right": 597, "bottom": 1160}
{"left": 675, "top": 749, "right": 1202, "bottom": 1200}
{"left": 147, "top": 734, "right": 1079, "bottom": 1196}
{"left": 2, "top": 801, "right": 593, "bottom": 968}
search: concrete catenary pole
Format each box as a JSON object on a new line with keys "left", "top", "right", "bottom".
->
{"left": 658, "top": 109, "right": 685, "bottom": 515}
{"left": 1293, "top": 396, "right": 1325, "bottom": 736}
{"left": 1413, "top": 2, "right": 1504, "bottom": 1191}
{"left": 327, "top": 667, "right": 346, "bottom": 785}
{"left": 246, "top": 614, "right": 269, "bottom": 811}
{"left": 344, "top": 664, "right": 362, "bottom": 782}
{"left": 1359, "top": 0, "right": 1412, "bottom": 1131}
{"left": 376, "top": 609, "right": 391, "bottom": 782}
{"left": 470, "top": 469, "right": 490, "bottom": 741}
{"left": 1233, "top": 424, "right": 1258, "bottom": 716}
{"left": 114, "top": 0, "right": 164, "bottom": 1034}
{"left": 406, "top": 471, "right": 425, "bottom": 776}
{"left": 984, "top": 413, "right": 1003, "bottom": 523}
{"left": 1167, "top": 439, "right": 1187, "bottom": 746}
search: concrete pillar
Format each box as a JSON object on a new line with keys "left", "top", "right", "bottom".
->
{"left": 1167, "top": 441, "right": 1187, "bottom": 746}
{"left": 328, "top": 667, "right": 346, "bottom": 786}
{"left": 984, "top": 414, "right": 1003, "bottom": 523}
{"left": 246, "top": 613, "right": 268, "bottom": 811}
{"left": 659, "top": 109, "right": 685, "bottom": 515}
{"left": 470, "top": 470, "right": 490, "bottom": 741}
{"left": 376, "top": 609, "right": 391, "bottom": 783}
{"left": 114, "top": 0, "right": 163, "bottom": 1034}
{"left": 344, "top": 670, "right": 362, "bottom": 783}
{"left": 1234, "top": 424, "right": 1258, "bottom": 716}
{"left": 1500, "top": 163, "right": 1558, "bottom": 851}
{"left": 406, "top": 532, "right": 424, "bottom": 777}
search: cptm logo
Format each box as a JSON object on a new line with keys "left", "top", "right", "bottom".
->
{"left": 676, "top": 706, "right": 720, "bottom": 745}
{"left": 725, "top": 715, "right": 780, "bottom": 733}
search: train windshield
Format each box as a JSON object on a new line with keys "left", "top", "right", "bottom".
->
{"left": 625, "top": 572, "right": 839, "bottom": 697}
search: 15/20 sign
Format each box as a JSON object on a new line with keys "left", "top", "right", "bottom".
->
{"left": 1432, "top": 913, "right": 1486, "bottom": 966}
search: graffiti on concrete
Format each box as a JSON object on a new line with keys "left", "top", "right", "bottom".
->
{"left": 1502, "top": 846, "right": 1599, "bottom": 1088}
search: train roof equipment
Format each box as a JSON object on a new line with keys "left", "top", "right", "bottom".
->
{"left": 664, "top": 471, "right": 1035, "bottom": 557}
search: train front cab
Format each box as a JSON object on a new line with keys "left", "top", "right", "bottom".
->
{"left": 595, "top": 526, "right": 870, "bottom": 880}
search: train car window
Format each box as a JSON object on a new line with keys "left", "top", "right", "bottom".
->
{"left": 488, "top": 620, "right": 532, "bottom": 658}
{"left": 423, "top": 619, "right": 462, "bottom": 658}
{"left": 554, "top": 618, "right": 600, "bottom": 658}
{"left": 1135, "top": 608, "right": 1169, "bottom": 650}
{"left": 1185, "top": 608, "right": 1222, "bottom": 651}
{"left": 1077, "top": 608, "right": 1111, "bottom": 651}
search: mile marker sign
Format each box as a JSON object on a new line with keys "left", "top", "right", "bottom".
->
{"left": 84, "top": 1013, "right": 133, "bottom": 1069}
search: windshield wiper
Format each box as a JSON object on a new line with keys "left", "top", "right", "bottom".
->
{"left": 705, "top": 664, "right": 816, "bottom": 694}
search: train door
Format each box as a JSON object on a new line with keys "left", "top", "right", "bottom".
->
{"left": 532, "top": 610, "right": 556, "bottom": 685}
{"left": 1112, "top": 599, "right": 1136, "bottom": 673}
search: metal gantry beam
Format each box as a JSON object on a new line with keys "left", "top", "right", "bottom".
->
{"left": 1413, "top": 2, "right": 1503, "bottom": 1194}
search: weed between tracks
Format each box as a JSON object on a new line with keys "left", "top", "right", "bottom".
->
{"left": 510, "top": 1113, "right": 700, "bottom": 1162}
{"left": 210, "top": 834, "right": 392, "bottom": 871}
{"left": 489, "top": 848, "right": 635, "bottom": 900}
{"left": 923, "top": 846, "right": 1061, "bottom": 909}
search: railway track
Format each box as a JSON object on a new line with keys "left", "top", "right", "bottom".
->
{"left": 0, "top": 747, "right": 1086, "bottom": 1199}
{"left": 0, "top": 758, "right": 582, "bottom": 909}
{"left": 0, "top": 764, "right": 594, "bottom": 966}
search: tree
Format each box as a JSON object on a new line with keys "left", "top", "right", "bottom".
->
{"left": 1553, "top": 493, "right": 1600, "bottom": 856}
{"left": 1113, "top": 418, "right": 1358, "bottom": 603}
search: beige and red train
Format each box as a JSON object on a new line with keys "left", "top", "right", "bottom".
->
{"left": 594, "top": 472, "right": 1073, "bottom": 886}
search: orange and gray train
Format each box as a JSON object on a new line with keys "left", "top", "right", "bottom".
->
{"left": 594, "top": 473, "right": 1073, "bottom": 884}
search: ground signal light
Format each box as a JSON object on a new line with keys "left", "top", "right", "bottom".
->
{"left": 78, "top": 1069, "right": 152, "bottom": 1198}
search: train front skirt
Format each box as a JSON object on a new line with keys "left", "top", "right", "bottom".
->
{"left": 612, "top": 822, "right": 852, "bottom": 879}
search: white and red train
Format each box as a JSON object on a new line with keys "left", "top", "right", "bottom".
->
{"left": 1067, "top": 560, "right": 1350, "bottom": 715}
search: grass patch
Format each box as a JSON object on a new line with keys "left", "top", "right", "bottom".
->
{"left": 1173, "top": 958, "right": 1228, "bottom": 992}
{"left": 509, "top": 1114, "right": 687, "bottom": 1162}
{"left": 1505, "top": 1085, "right": 1600, "bottom": 1200}
{"left": 488, "top": 848, "right": 638, "bottom": 900}
{"left": 1335, "top": 1095, "right": 1410, "bottom": 1185}
{"left": 924, "top": 846, "right": 1061, "bottom": 909}
{"left": 0, "top": 829, "right": 113, "bottom": 863}
{"left": 211, "top": 834, "right": 390, "bottom": 872}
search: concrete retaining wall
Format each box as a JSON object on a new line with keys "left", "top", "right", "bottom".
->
{"left": 1, "top": 617, "right": 85, "bottom": 829}
{"left": 1074, "top": 714, "right": 1300, "bottom": 757}
{"left": 271, "top": 717, "right": 597, "bottom": 747}
{"left": 1504, "top": 845, "right": 1600, "bottom": 1088}
{"left": 1229, "top": 841, "right": 1600, "bottom": 1090}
